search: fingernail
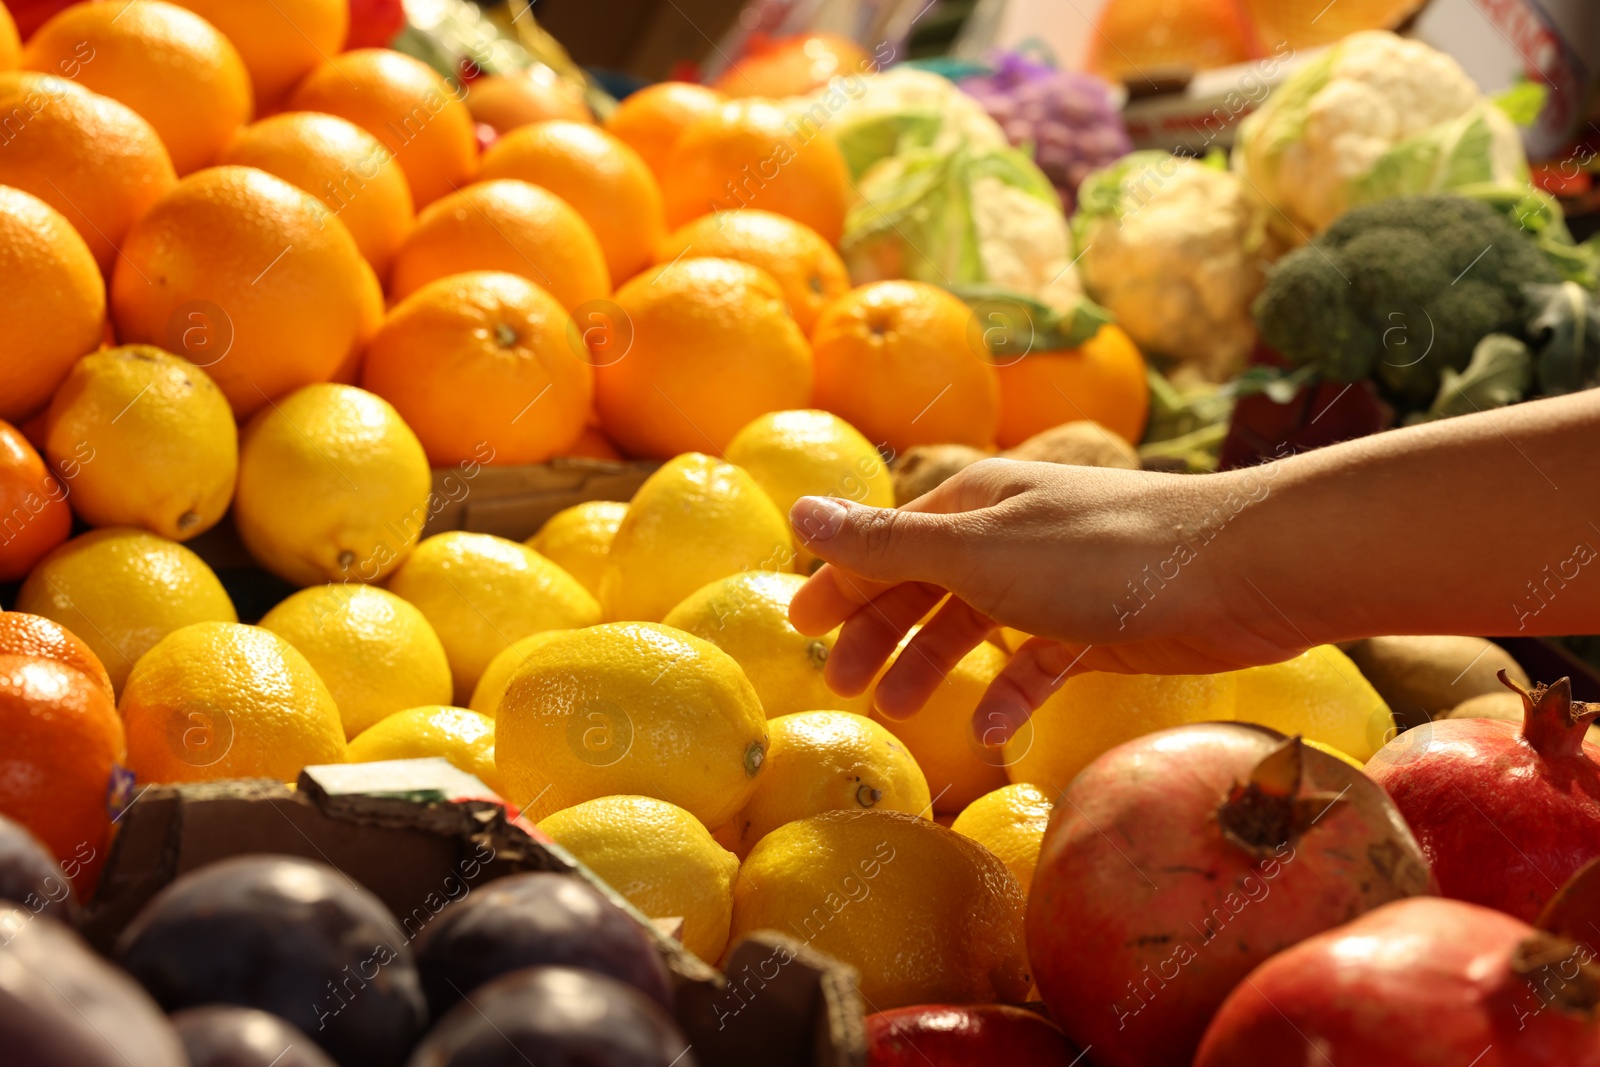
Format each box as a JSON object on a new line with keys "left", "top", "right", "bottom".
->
{"left": 790, "top": 496, "right": 848, "bottom": 542}
{"left": 972, "top": 697, "right": 1031, "bottom": 748}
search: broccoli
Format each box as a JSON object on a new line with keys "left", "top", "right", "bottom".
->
{"left": 1252, "top": 195, "right": 1561, "bottom": 409}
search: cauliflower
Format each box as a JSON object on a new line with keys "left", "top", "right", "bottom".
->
{"left": 1073, "top": 152, "right": 1277, "bottom": 381}
{"left": 1235, "top": 31, "right": 1529, "bottom": 240}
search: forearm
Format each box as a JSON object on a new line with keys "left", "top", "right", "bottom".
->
{"left": 1213, "top": 390, "right": 1600, "bottom": 643}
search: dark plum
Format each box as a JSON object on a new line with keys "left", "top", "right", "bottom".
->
{"left": 174, "top": 1005, "right": 339, "bottom": 1067}
{"left": 414, "top": 872, "right": 671, "bottom": 1016}
{"left": 406, "top": 966, "right": 696, "bottom": 1067}
{"left": 0, "top": 811, "right": 76, "bottom": 922}
{"left": 0, "top": 900, "right": 186, "bottom": 1066}
{"left": 115, "top": 855, "right": 427, "bottom": 1067}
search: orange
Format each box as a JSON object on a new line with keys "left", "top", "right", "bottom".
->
{"left": 218, "top": 111, "right": 414, "bottom": 281}
{"left": 0, "top": 423, "right": 72, "bottom": 582}
{"left": 0, "top": 654, "right": 125, "bottom": 893}
{"left": 655, "top": 210, "right": 849, "bottom": 334}
{"left": 287, "top": 48, "right": 477, "bottom": 208}
{"left": 660, "top": 99, "right": 851, "bottom": 244}
{"left": 0, "top": 612, "right": 115, "bottom": 701}
{"left": 362, "top": 271, "right": 592, "bottom": 466}
{"left": 23, "top": 0, "right": 253, "bottom": 175}
{"left": 480, "top": 121, "right": 664, "bottom": 285}
{"left": 812, "top": 281, "right": 1000, "bottom": 454}
{"left": 110, "top": 166, "right": 384, "bottom": 418}
{"left": 604, "top": 81, "right": 723, "bottom": 182}
{"left": 994, "top": 323, "right": 1150, "bottom": 447}
{"left": 0, "top": 3, "right": 18, "bottom": 71}
{"left": 713, "top": 33, "right": 873, "bottom": 98}
{"left": 0, "top": 73, "right": 177, "bottom": 274}
{"left": 388, "top": 179, "right": 611, "bottom": 309}
{"left": 595, "top": 257, "right": 812, "bottom": 459}
{"left": 0, "top": 186, "right": 105, "bottom": 423}
{"left": 466, "top": 68, "right": 591, "bottom": 135}
{"left": 563, "top": 425, "right": 622, "bottom": 461}
{"left": 1089, "top": 0, "right": 1254, "bottom": 80}
{"left": 169, "top": 0, "right": 348, "bottom": 110}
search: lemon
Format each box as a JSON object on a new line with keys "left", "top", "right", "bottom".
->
{"left": 119, "top": 621, "right": 347, "bottom": 784}
{"left": 527, "top": 500, "right": 627, "bottom": 599}
{"left": 495, "top": 623, "right": 767, "bottom": 826}
{"left": 467, "top": 630, "right": 571, "bottom": 716}
{"left": 387, "top": 532, "right": 600, "bottom": 704}
{"left": 16, "top": 527, "right": 237, "bottom": 694}
{"left": 728, "top": 710, "right": 930, "bottom": 858}
{"left": 871, "top": 637, "right": 1010, "bottom": 815}
{"left": 995, "top": 628, "right": 1031, "bottom": 653}
{"left": 950, "top": 783, "right": 1054, "bottom": 894}
{"left": 724, "top": 410, "right": 893, "bottom": 570}
{"left": 730, "top": 809, "right": 1030, "bottom": 1008}
{"left": 1305, "top": 737, "right": 1367, "bottom": 770}
{"left": 234, "top": 384, "right": 432, "bottom": 588}
{"left": 1228, "top": 645, "right": 1392, "bottom": 761}
{"left": 1002, "top": 671, "right": 1238, "bottom": 794}
{"left": 258, "top": 584, "right": 453, "bottom": 738}
{"left": 600, "top": 453, "right": 792, "bottom": 623}
{"left": 539, "top": 795, "right": 738, "bottom": 963}
{"left": 661, "top": 571, "right": 870, "bottom": 719}
{"left": 42, "top": 346, "right": 237, "bottom": 541}
{"left": 346, "top": 705, "right": 501, "bottom": 793}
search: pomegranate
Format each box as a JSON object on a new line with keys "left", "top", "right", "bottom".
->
{"left": 867, "top": 1004, "right": 1079, "bottom": 1066}
{"left": 1027, "top": 724, "right": 1433, "bottom": 1067}
{"left": 1193, "top": 896, "right": 1600, "bottom": 1065}
{"left": 1366, "top": 673, "right": 1600, "bottom": 921}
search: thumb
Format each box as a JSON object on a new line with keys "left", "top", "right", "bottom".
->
{"left": 789, "top": 496, "right": 972, "bottom": 586}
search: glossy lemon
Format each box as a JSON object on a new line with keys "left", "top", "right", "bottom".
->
{"left": 467, "top": 629, "right": 570, "bottom": 717}
{"left": 1229, "top": 645, "right": 1392, "bottom": 761}
{"left": 540, "top": 794, "right": 738, "bottom": 962}
{"left": 949, "top": 782, "right": 1054, "bottom": 895}
{"left": 527, "top": 500, "right": 627, "bottom": 599}
{"left": 258, "top": 584, "right": 452, "bottom": 738}
{"left": 346, "top": 705, "right": 501, "bottom": 793}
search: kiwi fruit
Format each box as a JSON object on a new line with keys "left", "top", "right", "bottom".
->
{"left": 1346, "top": 636, "right": 1530, "bottom": 730}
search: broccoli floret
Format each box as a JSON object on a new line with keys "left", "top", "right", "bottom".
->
{"left": 1253, "top": 195, "right": 1562, "bottom": 407}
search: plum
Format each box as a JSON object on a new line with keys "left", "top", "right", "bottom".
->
{"left": 174, "top": 1005, "right": 339, "bottom": 1067}
{"left": 407, "top": 966, "right": 696, "bottom": 1067}
{"left": 0, "top": 811, "right": 76, "bottom": 923}
{"left": 116, "top": 855, "right": 428, "bottom": 1067}
{"left": 414, "top": 872, "right": 671, "bottom": 1016}
{"left": 0, "top": 900, "right": 186, "bottom": 1066}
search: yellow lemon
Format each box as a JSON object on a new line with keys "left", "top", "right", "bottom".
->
{"left": 728, "top": 710, "right": 930, "bottom": 858}
{"left": 346, "top": 705, "right": 501, "bottom": 793}
{"left": 539, "top": 794, "right": 738, "bottom": 963}
{"left": 387, "top": 532, "right": 600, "bottom": 704}
{"left": 949, "top": 782, "right": 1054, "bottom": 895}
{"left": 16, "top": 527, "right": 237, "bottom": 693}
{"left": 871, "top": 637, "right": 1010, "bottom": 815}
{"left": 995, "top": 628, "right": 1031, "bottom": 653}
{"left": 1228, "top": 645, "right": 1392, "bottom": 761}
{"left": 42, "top": 346, "right": 236, "bottom": 541}
{"left": 730, "top": 809, "right": 1030, "bottom": 1009}
{"left": 468, "top": 630, "right": 571, "bottom": 717}
{"left": 661, "top": 570, "right": 869, "bottom": 719}
{"left": 119, "top": 621, "right": 347, "bottom": 783}
{"left": 600, "top": 453, "right": 792, "bottom": 622}
{"left": 527, "top": 500, "right": 627, "bottom": 599}
{"left": 234, "top": 384, "right": 432, "bottom": 588}
{"left": 1002, "top": 672, "right": 1238, "bottom": 794}
{"left": 1306, "top": 737, "right": 1367, "bottom": 770}
{"left": 495, "top": 622, "right": 767, "bottom": 826}
{"left": 724, "top": 409, "right": 893, "bottom": 570}
{"left": 258, "top": 584, "right": 453, "bottom": 738}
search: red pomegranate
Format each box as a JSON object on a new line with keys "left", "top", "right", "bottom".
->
{"left": 1194, "top": 895, "right": 1600, "bottom": 1065}
{"left": 1027, "top": 724, "right": 1434, "bottom": 1067}
{"left": 867, "top": 1004, "right": 1079, "bottom": 1066}
{"left": 1366, "top": 673, "right": 1600, "bottom": 922}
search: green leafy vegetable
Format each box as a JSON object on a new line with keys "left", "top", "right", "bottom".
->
{"left": 1526, "top": 281, "right": 1600, "bottom": 394}
{"left": 1406, "top": 333, "right": 1532, "bottom": 423}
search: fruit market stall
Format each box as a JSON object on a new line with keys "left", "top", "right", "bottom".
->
{"left": 4, "top": 0, "right": 1600, "bottom": 1064}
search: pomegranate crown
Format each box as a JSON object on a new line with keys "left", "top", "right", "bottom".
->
{"left": 1500, "top": 671, "right": 1600, "bottom": 759}
{"left": 1215, "top": 736, "right": 1347, "bottom": 856}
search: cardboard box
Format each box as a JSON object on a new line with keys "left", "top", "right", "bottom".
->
{"left": 420, "top": 457, "right": 658, "bottom": 542}
{"left": 82, "top": 760, "right": 866, "bottom": 1067}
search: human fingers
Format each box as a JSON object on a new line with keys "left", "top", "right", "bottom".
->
{"left": 970, "top": 638, "right": 1099, "bottom": 747}
{"left": 872, "top": 597, "right": 999, "bottom": 720}
{"left": 822, "top": 581, "right": 946, "bottom": 697}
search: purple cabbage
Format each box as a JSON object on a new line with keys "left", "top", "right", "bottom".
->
{"left": 959, "top": 52, "right": 1132, "bottom": 212}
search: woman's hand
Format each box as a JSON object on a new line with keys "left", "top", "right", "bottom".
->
{"left": 787, "top": 458, "right": 1314, "bottom": 744}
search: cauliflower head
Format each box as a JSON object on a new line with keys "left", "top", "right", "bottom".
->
{"left": 1074, "top": 152, "right": 1275, "bottom": 380}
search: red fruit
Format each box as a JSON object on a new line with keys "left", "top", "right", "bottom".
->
{"left": 1366, "top": 673, "right": 1600, "bottom": 922}
{"left": 345, "top": 0, "right": 405, "bottom": 49}
{"left": 1028, "top": 725, "right": 1434, "bottom": 1067}
{"left": 867, "top": 1005, "right": 1079, "bottom": 1066}
{"left": 1194, "top": 896, "right": 1600, "bottom": 1065}
{"left": 0, "top": 420, "right": 71, "bottom": 582}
